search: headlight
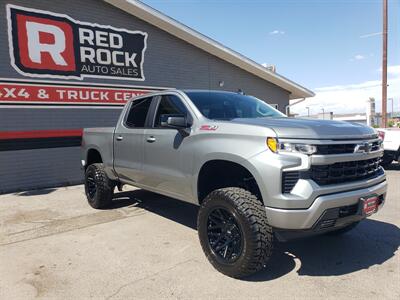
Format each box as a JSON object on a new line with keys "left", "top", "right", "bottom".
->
{"left": 279, "top": 142, "right": 317, "bottom": 155}
{"left": 267, "top": 137, "right": 317, "bottom": 155}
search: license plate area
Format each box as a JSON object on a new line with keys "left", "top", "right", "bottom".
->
{"left": 361, "top": 195, "right": 379, "bottom": 216}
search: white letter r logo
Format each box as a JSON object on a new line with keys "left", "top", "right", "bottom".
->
{"left": 26, "top": 21, "right": 67, "bottom": 66}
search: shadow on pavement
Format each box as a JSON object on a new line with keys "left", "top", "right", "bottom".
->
{"left": 248, "top": 219, "right": 400, "bottom": 281}
{"left": 110, "top": 189, "right": 400, "bottom": 281}
{"left": 111, "top": 189, "right": 198, "bottom": 229}
{"left": 15, "top": 188, "right": 57, "bottom": 196}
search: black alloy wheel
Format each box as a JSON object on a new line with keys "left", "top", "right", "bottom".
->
{"left": 207, "top": 208, "right": 243, "bottom": 263}
{"left": 86, "top": 173, "right": 97, "bottom": 200}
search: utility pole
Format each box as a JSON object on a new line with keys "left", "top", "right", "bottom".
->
{"left": 382, "top": 0, "right": 388, "bottom": 127}
{"left": 321, "top": 108, "right": 325, "bottom": 120}
{"left": 306, "top": 107, "right": 310, "bottom": 117}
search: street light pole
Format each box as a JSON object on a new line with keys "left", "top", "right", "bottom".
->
{"left": 306, "top": 107, "right": 310, "bottom": 117}
{"left": 382, "top": 0, "right": 388, "bottom": 127}
{"left": 321, "top": 108, "right": 325, "bottom": 120}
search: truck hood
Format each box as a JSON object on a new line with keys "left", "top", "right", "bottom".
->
{"left": 230, "top": 117, "right": 377, "bottom": 140}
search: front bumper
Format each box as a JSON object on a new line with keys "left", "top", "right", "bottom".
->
{"left": 265, "top": 179, "right": 387, "bottom": 231}
{"left": 247, "top": 143, "right": 385, "bottom": 208}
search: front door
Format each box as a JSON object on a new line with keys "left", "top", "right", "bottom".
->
{"left": 141, "top": 94, "right": 194, "bottom": 200}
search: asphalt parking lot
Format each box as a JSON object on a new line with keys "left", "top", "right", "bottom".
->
{"left": 0, "top": 165, "right": 399, "bottom": 299}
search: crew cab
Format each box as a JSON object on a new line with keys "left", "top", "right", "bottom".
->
{"left": 81, "top": 90, "right": 387, "bottom": 278}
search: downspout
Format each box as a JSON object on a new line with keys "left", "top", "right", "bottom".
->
{"left": 285, "top": 98, "right": 306, "bottom": 116}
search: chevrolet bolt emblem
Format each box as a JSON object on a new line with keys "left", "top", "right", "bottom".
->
{"left": 354, "top": 142, "right": 372, "bottom": 153}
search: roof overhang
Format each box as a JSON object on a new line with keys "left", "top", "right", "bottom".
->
{"left": 104, "top": 0, "right": 315, "bottom": 99}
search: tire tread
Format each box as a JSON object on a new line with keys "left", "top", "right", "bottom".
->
{"left": 85, "top": 163, "right": 113, "bottom": 209}
{"left": 198, "top": 187, "right": 273, "bottom": 278}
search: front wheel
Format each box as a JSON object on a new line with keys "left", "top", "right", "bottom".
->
{"left": 85, "top": 163, "right": 114, "bottom": 209}
{"left": 197, "top": 187, "right": 273, "bottom": 278}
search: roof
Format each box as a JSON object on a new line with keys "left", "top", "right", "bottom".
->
{"left": 104, "top": 0, "right": 315, "bottom": 99}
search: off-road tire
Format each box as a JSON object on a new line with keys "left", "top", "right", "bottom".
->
{"left": 327, "top": 221, "right": 360, "bottom": 235}
{"left": 197, "top": 187, "right": 273, "bottom": 278}
{"left": 85, "top": 163, "right": 114, "bottom": 209}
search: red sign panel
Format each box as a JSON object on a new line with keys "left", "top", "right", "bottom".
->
{"left": 15, "top": 13, "right": 76, "bottom": 72}
{"left": 0, "top": 81, "right": 155, "bottom": 105}
{"left": 7, "top": 4, "right": 147, "bottom": 81}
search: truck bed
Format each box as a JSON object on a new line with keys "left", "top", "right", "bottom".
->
{"left": 82, "top": 127, "right": 115, "bottom": 171}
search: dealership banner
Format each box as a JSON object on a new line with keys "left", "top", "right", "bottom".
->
{"left": 0, "top": 81, "right": 156, "bottom": 105}
{"left": 6, "top": 4, "right": 148, "bottom": 81}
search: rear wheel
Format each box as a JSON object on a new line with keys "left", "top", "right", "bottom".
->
{"left": 85, "top": 163, "right": 114, "bottom": 209}
{"left": 197, "top": 187, "right": 273, "bottom": 278}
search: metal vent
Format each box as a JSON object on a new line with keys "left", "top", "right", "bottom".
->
{"left": 282, "top": 171, "right": 300, "bottom": 193}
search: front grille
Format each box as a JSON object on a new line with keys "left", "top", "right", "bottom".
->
{"left": 316, "top": 141, "right": 381, "bottom": 155}
{"left": 282, "top": 171, "right": 300, "bottom": 193}
{"left": 370, "top": 141, "right": 381, "bottom": 152}
{"left": 316, "top": 144, "right": 355, "bottom": 155}
{"left": 309, "top": 157, "right": 383, "bottom": 185}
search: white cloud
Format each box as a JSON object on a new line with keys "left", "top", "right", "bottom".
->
{"left": 377, "top": 65, "right": 400, "bottom": 77}
{"left": 388, "top": 65, "right": 400, "bottom": 76}
{"left": 290, "top": 65, "right": 400, "bottom": 116}
{"left": 269, "top": 30, "right": 285, "bottom": 35}
{"left": 261, "top": 63, "right": 268, "bottom": 67}
{"left": 353, "top": 54, "right": 366, "bottom": 60}
{"left": 360, "top": 32, "right": 382, "bottom": 38}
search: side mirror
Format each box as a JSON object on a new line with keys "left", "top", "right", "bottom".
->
{"left": 160, "top": 114, "right": 188, "bottom": 128}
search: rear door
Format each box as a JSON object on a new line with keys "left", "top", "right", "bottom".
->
{"left": 141, "top": 94, "right": 194, "bottom": 199}
{"left": 113, "top": 96, "right": 154, "bottom": 184}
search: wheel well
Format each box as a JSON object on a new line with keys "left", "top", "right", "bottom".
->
{"left": 86, "top": 149, "right": 103, "bottom": 168}
{"left": 197, "top": 160, "right": 263, "bottom": 204}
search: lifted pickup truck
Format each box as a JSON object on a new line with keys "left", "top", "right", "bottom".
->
{"left": 82, "top": 90, "right": 387, "bottom": 278}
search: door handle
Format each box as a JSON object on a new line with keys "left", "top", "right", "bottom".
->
{"left": 116, "top": 135, "right": 123, "bottom": 141}
{"left": 146, "top": 136, "right": 156, "bottom": 143}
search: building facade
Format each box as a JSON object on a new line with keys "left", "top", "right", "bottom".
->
{"left": 0, "top": 0, "right": 313, "bottom": 193}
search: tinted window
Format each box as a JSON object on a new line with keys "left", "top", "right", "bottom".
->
{"left": 185, "top": 91, "right": 285, "bottom": 120}
{"left": 154, "top": 95, "right": 188, "bottom": 127}
{"left": 125, "top": 97, "right": 152, "bottom": 128}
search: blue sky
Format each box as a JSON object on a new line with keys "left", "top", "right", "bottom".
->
{"left": 142, "top": 0, "right": 400, "bottom": 114}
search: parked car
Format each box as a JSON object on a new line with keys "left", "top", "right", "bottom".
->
{"left": 81, "top": 90, "right": 387, "bottom": 278}
{"left": 377, "top": 128, "right": 400, "bottom": 168}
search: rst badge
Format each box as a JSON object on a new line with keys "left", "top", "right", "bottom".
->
{"left": 6, "top": 5, "right": 148, "bottom": 81}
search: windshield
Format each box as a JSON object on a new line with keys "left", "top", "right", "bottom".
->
{"left": 185, "top": 91, "right": 286, "bottom": 120}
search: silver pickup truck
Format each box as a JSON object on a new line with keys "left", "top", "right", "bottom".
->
{"left": 82, "top": 90, "right": 387, "bottom": 278}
